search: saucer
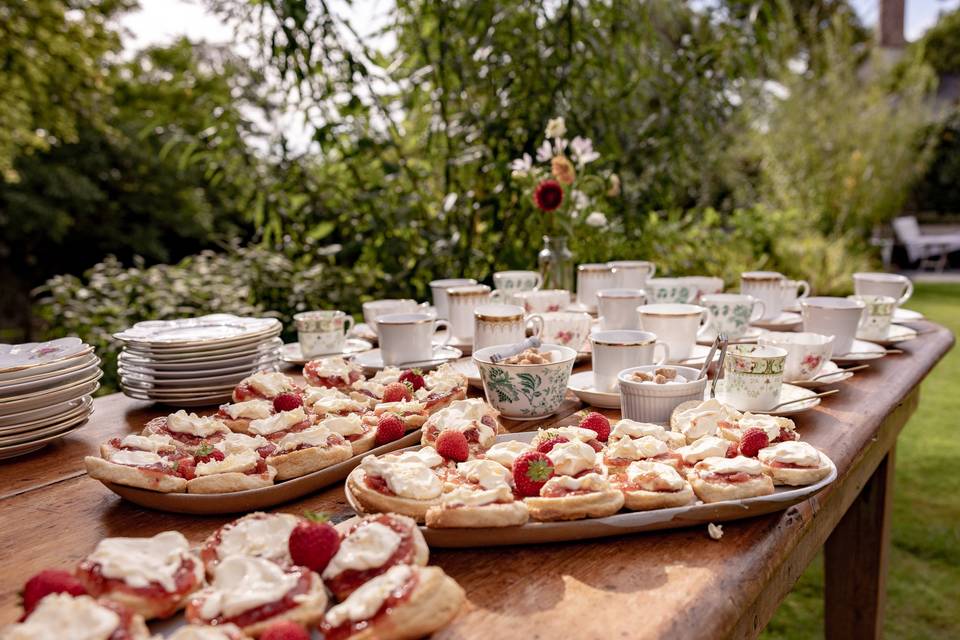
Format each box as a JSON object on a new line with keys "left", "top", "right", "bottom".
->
{"left": 786, "top": 361, "right": 855, "bottom": 389}
{"left": 856, "top": 324, "right": 917, "bottom": 347}
{"left": 565, "top": 302, "right": 598, "bottom": 316}
{"left": 281, "top": 339, "right": 373, "bottom": 365}
{"left": 697, "top": 327, "right": 767, "bottom": 345}
{"left": 671, "top": 344, "right": 720, "bottom": 367}
{"left": 449, "top": 357, "right": 483, "bottom": 389}
{"left": 713, "top": 382, "right": 820, "bottom": 416}
{"left": 893, "top": 308, "right": 924, "bottom": 323}
{"left": 751, "top": 312, "right": 802, "bottom": 331}
{"left": 351, "top": 345, "right": 462, "bottom": 373}
{"left": 438, "top": 334, "right": 473, "bottom": 356}
{"left": 567, "top": 371, "right": 621, "bottom": 409}
{"left": 348, "top": 323, "right": 378, "bottom": 344}
{"left": 832, "top": 339, "right": 888, "bottom": 365}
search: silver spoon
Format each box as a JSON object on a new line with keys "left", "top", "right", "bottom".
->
{"left": 769, "top": 388, "right": 838, "bottom": 411}
{"left": 786, "top": 363, "right": 869, "bottom": 385}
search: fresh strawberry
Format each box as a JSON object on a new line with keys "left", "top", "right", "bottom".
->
{"left": 194, "top": 443, "right": 225, "bottom": 464}
{"left": 382, "top": 381, "right": 413, "bottom": 403}
{"left": 288, "top": 511, "right": 340, "bottom": 574}
{"left": 725, "top": 443, "right": 739, "bottom": 458}
{"left": 20, "top": 570, "right": 87, "bottom": 618}
{"left": 738, "top": 428, "right": 770, "bottom": 458}
{"left": 260, "top": 619, "right": 312, "bottom": 640}
{"left": 375, "top": 413, "right": 405, "bottom": 445}
{"left": 273, "top": 392, "right": 303, "bottom": 412}
{"left": 398, "top": 369, "right": 426, "bottom": 391}
{"left": 435, "top": 430, "right": 469, "bottom": 462}
{"left": 513, "top": 451, "right": 555, "bottom": 497}
{"left": 579, "top": 411, "right": 611, "bottom": 442}
{"left": 536, "top": 435, "right": 569, "bottom": 454}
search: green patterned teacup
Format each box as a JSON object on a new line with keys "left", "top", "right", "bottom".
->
{"left": 700, "top": 293, "right": 765, "bottom": 339}
{"left": 720, "top": 344, "right": 787, "bottom": 411}
{"left": 473, "top": 344, "right": 577, "bottom": 420}
{"left": 644, "top": 278, "right": 699, "bottom": 304}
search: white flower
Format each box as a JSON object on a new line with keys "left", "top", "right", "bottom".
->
{"left": 545, "top": 116, "right": 566, "bottom": 139}
{"left": 509, "top": 153, "right": 533, "bottom": 176}
{"left": 552, "top": 138, "right": 568, "bottom": 156}
{"left": 535, "top": 140, "right": 553, "bottom": 163}
{"left": 570, "top": 189, "right": 589, "bottom": 212}
{"left": 570, "top": 136, "right": 600, "bottom": 166}
{"left": 585, "top": 211, "right": 607, "bottom": 228}
{"left": 442, "top": 193, "right": 458, "bottom": 212}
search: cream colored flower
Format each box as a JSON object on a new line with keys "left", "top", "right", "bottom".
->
{"left": 545, "top": 117, "right": 567, "bottom": 140}
{"left": 585, "top": 211, "right": 608, "bottom": 228}
{"left": 607, "top": 173, "right": 621, "bottom": 197}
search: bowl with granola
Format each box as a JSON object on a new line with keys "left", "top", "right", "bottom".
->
{"left": 617, "top": 365, "right": 707, "bottom": 424}
{"left": 472, "top": 344, "right": 577, "bottom": 420}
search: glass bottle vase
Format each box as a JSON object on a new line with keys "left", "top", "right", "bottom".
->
{"left": 537, "top": 235, "right": 574, "bottom": 292}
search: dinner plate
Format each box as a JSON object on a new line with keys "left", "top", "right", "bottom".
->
{"left": 856, "top": 324, "right": 917, "bottom": 346}
{"left": 118, "top": 367, "right": 264, "bottom": 388}
{"left": 449, "top": 358, "right": 483, "bottom": 389}
{"left": 117, "top": 356, "right": 276, "bottom": 379}
{"left": 786, "top": 361, "right": 855, "bottom": 389}
{"left": 352, "top": 346, "right": 463, "bottom": 373}
{"left": 118, "top": 391, "right": 231, "bottom": 408}
{"left": 119, "top": 380, "right": 237, "bottom": 396}
{"left": 567, "top": 371, "right": 621, "bottom": 409}
{"left": 0, "top": 369, "right": 103, "bottom": 405}
{"left": 697, "top": 327, "right": 766, "bottom": 345}
{"left": 0, "top": 412, "right": 92, "bottom": 460}
{"left": 342, "top": 432, "right": 837, "bottom": 548}
{"left": 120, "top": 329, "right": 282, "bottom": 356}
{"left": 0, "top": 358, "right": 101, "bottom": 397}
{"left": 280, "top": 340, "right": 374, "bottom": 366}
{"left": 0, "top": 353, "right": 98, "bottom": 387}
{"left": 0, "top": 381, "right": 100, "bottom": 414}
{"left": 713, "top": 382, "right": 821, "bottom": 416}
{"left": 0, "top": 402, "right": 93, "bottom": 445}
{"left": 440, "top": 334, "right": 473, "bottom": 356}
{"left": 0, "top": 338, "right": 93, "bottom": 374}
{"left": 0, "top": 345, "right": 95, "bottom": 382}
{"left": 0, "top": 396, "right": 94, "bottom": 436}
{"left": 751, "top": 312, "right": 802, "bottom": 331}
{"left": 119, "top": 341, "right": 282, "bottom": 369}
{"left": 97, "top": 430, "right": 424, "bottom": 514}
{"left": 893, "top": 308, "right": 924, "bottom": 322}
{"left": 113, "top": 314, "right": 280, "bottom": 346}
{"left": 670, "top": 344, "right": 720, "bottom": 367}
{"left": 832, "top": 339, "right": 888, "bottom": 365}
{"left": 0, "top": 394, "right": 90, "bottom": 428}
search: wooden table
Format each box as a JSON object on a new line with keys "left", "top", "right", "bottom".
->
{"left": 0, "top": 323, "right": 952, "bottom": 639}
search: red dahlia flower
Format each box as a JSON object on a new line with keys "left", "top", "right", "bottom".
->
{"left": 533, "top": 179, "right": 564, "bottom": 212}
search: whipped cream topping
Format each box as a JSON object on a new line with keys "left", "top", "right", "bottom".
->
{"left": 697, "top": 455, "right": 763, "bottom": 476}
{"left": 675, "top": 436, "right": 731, "bottom": 464}
{"left": 216, "top": 432, "right": 270, "bottom": 455}
{"left": 109, "top": 449, "right": 163, "bottom": 467}
{"left": 222, "top": 400, "right": 274, "bottom": 421}
{"left": 308, "top": 357, "right": 358, "bottom": 383}
{"left": 3, "top": 594, "right": 120, "bottom": 640}
{"left": 415, "top": 365, "right": 464, "bottom": 399}
{"left": 199, "top": 555, "right": 301, "bottom": 620}
{"left": 483, "top": 440, "right": 532, "bottom": 468}
{"left": 426, "top": 399, "right": 497, "bottom": 447}
{"left": 168, "top": 625, "right": 243, "bottom": 640}
{"left": 758, "top": 441, "right": 822, "bottom": 467}
{"left": 196, "top": 449, "right": 259, "bottom": 476}
{"left": 441, "top": 484, "right": 513, "bottom": 507}
{"left": 375, "top": 400, "right": 425, "bottom": 415}
{"left": 244, "top": 372, "right": 296, "bottom": 397}
{"left": 87, "top": 531, "right": 195, "bottom": 592}
{"left": 541, "top": 472, "right": 610, "bottom": 494}
{"left": 119, "top": 433, "right": 176, "bottom": 453}
{"left": 385, "top": 447, "right": 444, "bottom": 468}
{"left": 249, "top": 407, "right": 309, "bottom": 436}
{"left": 166, "top": 411, "right": 229, "bottom": 437}
{"left": 610, "top": 420, "right": 685, "bottom": 448}
{"left": 625, "top": 460, "right": 686, "bottom": 492}
{"left": 536, "top": 426, "right": 598, "bottom": 444}
{"left": 351, "top": 367, "right": 401, "bottom": 397}
{"left": 276, "top": 425, "right": 340, "bottom": 452}
{"left": 456, "top": 459, "right": 511, "bottom": 489}
{"left": 319, "top": 414, "right": 365, "bottom": 437}
{"left": 360, "top": 456, "right": 443, "bottom": 500}
{"left": 324, "top": 565, "right": 413, "bottom": 628}
{"left": 547, "top": 440, "right": 598, "bottom": 476}
{"left": 217, "top": 514, "right": 300, "bottom": 564}
{"left": 304, "top": 387, "right": 366, "bottom": 414}
{"left": 673, "top": 399, "right": 742, "bottom": 442}
{"left": 738, "top": 413, "right": 794, "bottom": 440}
{"left": 605, "top": 435, "right": 669, "bottom": 461}
{"left": 322, "top": 521, "right": 402, "bottom": 579}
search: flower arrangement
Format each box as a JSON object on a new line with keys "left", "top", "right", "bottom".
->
{"left": 510, "top": 117, "right": 618, "bottom": 235}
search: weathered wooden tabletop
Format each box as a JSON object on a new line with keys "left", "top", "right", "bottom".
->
{"left": 0, "top": 323, "right": 952, "bottom": 639}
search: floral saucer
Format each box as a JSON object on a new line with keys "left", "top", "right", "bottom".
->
{"left": 713, "top": 382, "right": 820, "bottom": 416}
{"left": 697, "top": 327, "right": 766, "bottom": 345}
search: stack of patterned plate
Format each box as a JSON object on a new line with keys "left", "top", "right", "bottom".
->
{"left": 115, "top": 314, "right": 282, "bottom": 407}
{"left": 0, "top": 337, "right": 101, "bottom": 459}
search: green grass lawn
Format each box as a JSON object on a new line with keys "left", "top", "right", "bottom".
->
{"left": 762, "top": 282, "right": 960, "bottom": 639}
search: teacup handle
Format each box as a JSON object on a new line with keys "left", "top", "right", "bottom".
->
{"left": 649, "top": 264, "right": 657, "bottom": 279}
{"left": 531, "top": 273, "right": 543, "bottom": 291}
{"left": 526, "top": 314, "right": 544, "bottom": 338}
{"left": 796, "top": 280, "right": 811, "bottom": 299}
{"left": 343, "top": 316, "right": 355, "bottom": 336}
{"left": 654, "top": 342, "right": 670, "bottom": 365}
{"left": 432, "top": 319, "right": 451, "bottom": 347}
{"left": 696, "top": 308, "right": 712, "bottom": 337}
{"left": 749, "top": 300, "right": 766, "bottom": 322}
{"left": 898, "top": 278, "right": 914, "bottom": 306}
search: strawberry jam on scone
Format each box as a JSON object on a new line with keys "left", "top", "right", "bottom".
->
{"left": 303, "top": 357, "right": 364, "bottom": 389}
{"left": 141, "top": 411, "right": 230, "bottom": 455}
{"left": 232, "top": 371, "right": 302, "bottom": 403}
{"left": 1, "top": 593, "right": 152, "bottom": 640}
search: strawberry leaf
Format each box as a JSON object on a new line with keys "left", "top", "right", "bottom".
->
{"left": 303, "top": 510, "right": 331, "bottom": 523}
{"left": 195, "top": 442, "right": 214, "bottom": 457}
{"left": 525, "top": 458, "right": 554, "bottom": 482}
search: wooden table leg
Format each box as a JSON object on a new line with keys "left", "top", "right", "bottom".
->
{"left": 824, "top": 446, "right": 896, "bottom": 640}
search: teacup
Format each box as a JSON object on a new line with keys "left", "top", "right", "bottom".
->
{"left": 576, "top": 263, "right": 615, "bottom": 311}
{"left": 800, "top": 297, "right": 865, "bottom": 356}
{"left": 430, "top": 278, "right": 478, "bottom": 318}
{"left": 514, "top": 289, "right": 571, "bottom": 314}
{"left": 740, "top": 271, "right": 787, "bottom": 321}
{"left": 849, "top": 294, "right": 896, "bottom": 341}
{"left": 853, "top": 272, "right": 913, "bottom": 307}
{"left": 644, "top": 278, "right": 699, "bottom": 304}
{"left": 446, "top": 285, "right": 501, "bottom": 342}
{"left": 590, "top": 330, "right": 670, "bottom": 392}
{"left": 780, "top": 279, "right": 811, "bottom": 311}
{"left": 376, "top": 313, "right": 450, "bottom": 366}
{"left": 608, "top": 261, "right": 657, "bottom": 289}
{"left": 493, "top": 270, "right": 542, "bottom": 294}
{"left": 680, "top": 276, "right": 725, "bottom": 302}
{"left": 758, "top": 332, "right": 834, "bottom": 381}
{"left": 540, "top": 311, "right": 593, "bottom": 351}
{"left": 720, "top": 344, "right": 788, "bottom": 411}
{"left": 636, "top": 304, "right": 710, "bottom": 362}
{"left": 473, "top": 304, "right": 543, "bottom": 351}
{"left": 362, "top": 299, "right": 424, "bottom": 335}
{"left": 294, "top": 310, "right": 354, "bottom": 357}
{"left": 596, "top": 288, "right": 646, "bottom": 331}
{"left": 700, "top": 293, "right": 765, "bottom": 340}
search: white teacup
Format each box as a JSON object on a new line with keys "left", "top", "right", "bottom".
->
{"left": 780, "top": 279, "right": 811, "bottom": 311}
{"left": 376, "top": 313, "right": 450, "bottom": 366}
{"left": 608, "top": 261, "right": 657, "bottom": 289}
{"left": 596, "top": 288, "right": 646, "bottom": 330}
{"left": 720, "top": 344, "right": 787, "bottom": 411}
{"left": 700, "top": 293, "right": 765, "bottom": 340}
{"left": 576, "top": 263, "right": 615, "bottom": 311}
{"left": 740, "top": 271, "right": 786, "bottom": 321}
{"left": 294, "top": 310, "right": 354, "bottom": 357}
{"left": 800, "top": 297, "right": 865, "bottom": 356}
{"left": 430, "top": 278, "right": 477, "bottom": 318}
{"left": 853, "top": 272, "right": 913, "bottom": 307}
{"left": 362, "top": 299, "right": 425, "bottom": 335}
{"left": 758, "top": 332, "right": 834, "bottom": 381}
{"left": 849, "top": 294, "right": 896, "bottom": 341}
{"left": 447, "top": 285, "right": 501, "bottom": 342}
{"left": 644, "top": 278, "right": 700, "bottom": 304}
{"left": 680, "top": 276, "right": 725, "bottom": 302}
{"left": 474, "top": 304, "right": 543, "bottom": 351}
{"left": 514, "top": 289, "right": 571, "bottom": 314}
{"left": 540, "top": 311, "right": 593, "bottom": 351}
{"left": 590, "top": 330, "right": 670, "bottom": 392}
{"left": 637, "top": 303, "right": 710, "bottom": 361}
{"left": 493, "top": 270, "right": 542, "bottom": 295}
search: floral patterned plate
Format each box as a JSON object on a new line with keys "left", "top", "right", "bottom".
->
{"left": 0, "top": 338, "right": 90, "bottom": 375}
{"left": 713, "top": 381, "right": 821, "bottom": 416}
{"left": 786, "top": 361, "right": 855, "bottom": 389}
{"left": 113, "top": 315, "right": 281, "bottom": 347}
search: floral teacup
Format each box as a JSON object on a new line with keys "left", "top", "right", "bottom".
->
{"left": 514, "top": 289, "right": 571, "bottom": 314}
{"left": 644, "top": 278, "right": 699, "bottom": 304}
{"left": 849, "top": 294, "right": 896, "bottom": 341}
{"left": 473, "top": 344, "right": 577, "bottom": 420}
{"left": 720, "top": 344, "right": 787, "bottom": 411}
{"left": 700, "top": 293, "right": 765, "bottom": 340}
{"left": 758, "top": 332, "right": 834, "bottom": 381}
{"left": 539, "top": 311, "right": 593, "bottom": 352}
{"left": 294, "top": 310, "right": 354, "bottom": 357}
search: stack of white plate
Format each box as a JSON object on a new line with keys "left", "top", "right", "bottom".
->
{"left": 0, "top": 337, "right": 101, "bottom": 459}
{"left": 115, "top": 314, "right": 282, "bottom": 407}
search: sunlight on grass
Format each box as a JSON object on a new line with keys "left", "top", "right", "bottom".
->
{"left": 762, "top": 282, "right": 960, "bottom": 639}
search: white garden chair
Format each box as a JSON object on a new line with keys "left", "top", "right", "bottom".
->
{"left": 891, "top": 216, "right": 960, "bottom": 272}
